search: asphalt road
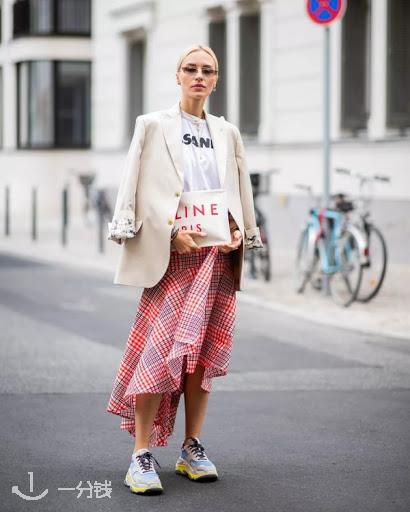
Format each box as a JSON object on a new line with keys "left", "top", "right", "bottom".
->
{"left": 0, "top": 252, "right": 409, "bottom": 512}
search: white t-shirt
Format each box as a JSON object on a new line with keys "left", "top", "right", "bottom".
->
{"left": 181, "top": 110, "right": 220, "bottom": 192}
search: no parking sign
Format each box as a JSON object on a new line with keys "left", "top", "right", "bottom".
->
{"left": 306, "top": 0, "right": 347, "bottom": 25}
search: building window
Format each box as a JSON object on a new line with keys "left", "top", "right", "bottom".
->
{"left": 127, "top": 40, "right": 145, "bottom": 140}
{"left": 239, "top": 12, "right": 260, "bottom": 135}
{"left": 387, "top": 0, "right": 410, "bottom": 130}
{"left": 341, "top": 0, "right": 371, "bottom": 133}
{"left": 17, "top": 60, "right": 91, "bottom": 148}
{"left": 208, "top": 19, "right": 227, "bottom": 118}
{"left": 30, "top": 0, "right": 54, "bottom": 34}
{"left": 13, "top": 0, "right": 91, "bottom": 37}
{"left": 56, "top": 62, "right": 91, "bottom": 146}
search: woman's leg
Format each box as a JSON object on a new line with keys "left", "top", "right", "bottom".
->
{"left": 183, "top": 364, "right": 210, "bottom": 444}
{"left": 133, "top": 393, "right": 163, "bottom": 452}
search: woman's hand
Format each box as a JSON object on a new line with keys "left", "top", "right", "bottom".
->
{"left": 171, "top": 229, "right": 207, "bottom": 254}
{"left": 218, "top": 229, "right": 242, "bottom": 254}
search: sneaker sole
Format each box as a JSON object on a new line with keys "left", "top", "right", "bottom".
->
{"left": 175, "top": 462, "right": 218, "bottom": 482}
{"left": 124, "top": 476, "right": 163, "bottom": 495}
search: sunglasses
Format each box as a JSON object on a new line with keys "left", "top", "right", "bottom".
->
{"left": 181, "top": 66, "right": 218, "bottom": 77}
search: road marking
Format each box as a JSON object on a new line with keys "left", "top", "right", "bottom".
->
{"left": 213, "top": 367, "right": 410, "bottom": 392}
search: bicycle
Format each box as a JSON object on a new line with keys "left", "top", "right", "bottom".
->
{"left": 243, "top": 169, "right": 278, "bottom": 281}
{"left": 334, "top": 168, "right": 389, "bottom": 302}
{"left": 294, "top": 184, "right": 363, "bottom": 307}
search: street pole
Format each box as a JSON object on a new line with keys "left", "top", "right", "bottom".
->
{"left": 322, "top": 25, "right": 331, "bottom": 295}
{"left": 323, "top": 25, "right": 331, "bottom": 208}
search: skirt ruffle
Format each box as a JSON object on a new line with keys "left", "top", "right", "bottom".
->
{"left": 106, "top": 245, "right": 236, "bottom": 447}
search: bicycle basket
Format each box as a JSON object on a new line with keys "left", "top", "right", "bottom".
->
{"left": 331, "top": 193, "right": 355, "bottom": 213}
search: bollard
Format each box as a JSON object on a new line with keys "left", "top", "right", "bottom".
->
{"left": 5, "top": 186, "right": 10, "bottom": 236}
{"left": 62, "top": 187, "right": 69, "bottom": 246}
{"left": 98, "top": 203, "right": 104, "bottom": 254}
{"left": 96, "top": 189, "right": 111, "bottom": 254}
{"left": 31, "top": 187, "right": 37, "bottom": 241}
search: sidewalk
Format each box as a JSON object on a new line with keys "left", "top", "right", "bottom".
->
{"left": 1, "top": 222, "right": 409, "bottom": 341}
{"left": 242, "top": 249, "right": 410, "bottom": 341}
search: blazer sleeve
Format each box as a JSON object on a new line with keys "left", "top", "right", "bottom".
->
{"left": 234, "top": 126, "right": 264, "bottom": 249}
{"left": 107, "top": 115, "right": 146, "bottom": 244}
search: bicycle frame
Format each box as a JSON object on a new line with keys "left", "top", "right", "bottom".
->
{"left": 334, "top": 167, "right": 390, "bottom": 268}
{"left": 303, "top": 207, "right": 353, "bottom": 275}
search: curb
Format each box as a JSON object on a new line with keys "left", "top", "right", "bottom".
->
{"left": 238, "top": 290, "right": 410, "bottom": 342}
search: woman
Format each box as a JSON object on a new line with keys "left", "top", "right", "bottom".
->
{"left": 106, "top": 44, "right": 262, "bottom": 496}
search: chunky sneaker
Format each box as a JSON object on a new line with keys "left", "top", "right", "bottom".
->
{"left": 124, "top": 448, "right": 163, "bottom": 495}
{"left": 175, "top": 437, "right": 218, "bottom": 482}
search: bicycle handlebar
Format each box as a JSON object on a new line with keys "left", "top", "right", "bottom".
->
{"left": 335, "top": 167, "right": 351, "bottom": 175}
{"left": 374, "top": 175, "right": 391, "bottom": 183}
{"left": 335, "top": 167, "right": 391, "bottom": 184}
{"left": 294, "top": 183, "right": 312, "bottom": 192}
{"left": 250, "top": 168, "right": 280, "bottom": 176}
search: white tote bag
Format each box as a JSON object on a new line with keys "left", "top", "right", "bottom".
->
{"left": 173, "top": 189, "right": 231, "bottom": 248}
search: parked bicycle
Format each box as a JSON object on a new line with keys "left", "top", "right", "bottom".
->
{"left": 294, "top": 184, "right": 363, "bottom": 307}
{"left": 244, "top": 169, "right": 278, "bottom": 281}
{"left": 334, "top": 168, "right": 389, "bottom": 302}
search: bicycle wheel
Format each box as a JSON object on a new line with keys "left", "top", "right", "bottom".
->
{"left": 308, "top": 252, "right": 322, "bottom": 291}
{"left": 244, "top": 249, "right": 256, "bottom": 279}
{"left": 295, "top": 227, "right": 316, "bottom": 293}
{"left": 329, "top": 230, "right": 362, "bottom": 307}
{"left": 259, "top": 244, "right": 271, "bottom": 281}
{"left": 259, "top": 225, "right": 271, "bottom": 281}
{"left": 356, "top": 224, "right": 388, "bottom": 302}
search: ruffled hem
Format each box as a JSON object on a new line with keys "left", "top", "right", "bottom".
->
{"left": 107, "top": 354, "right": 230, "bottom": 447}
{"left": 106, "top": 246, "right": 236, "bottom": 447}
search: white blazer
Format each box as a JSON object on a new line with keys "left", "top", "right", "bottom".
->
{"left": 108, "top": 101, "right": 262, "bottom": 291}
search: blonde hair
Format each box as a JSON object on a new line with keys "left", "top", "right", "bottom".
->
{"left": 176, "top": 45, "right": 219, "bottom": 73}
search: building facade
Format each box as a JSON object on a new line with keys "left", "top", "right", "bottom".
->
{"left": 0, "top": 0, "right": 92, "bottom": 228}
{"left": 0, "top": 0, "right": 409, "bottom": 259}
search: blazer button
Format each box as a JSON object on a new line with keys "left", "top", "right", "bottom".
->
{"left": 168, "top": 219, "right": 173, "bottom": 225}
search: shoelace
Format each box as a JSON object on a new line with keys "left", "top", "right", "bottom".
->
{"left": 185, "top": 438, "right": 208, "bottom": 460}
{"left": 135, "top": 451, "right": 162, "bottom": 473}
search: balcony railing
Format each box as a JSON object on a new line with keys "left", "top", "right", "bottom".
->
{"left": 13, "top": 0, "right": 91, "bottom": 37}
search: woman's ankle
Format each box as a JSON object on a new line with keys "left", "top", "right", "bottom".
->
{"left": 183, "top": 435, "right": 199, "bottom": 445}
{"left": 133, "top": 443, "right": 150, "bottom": 453}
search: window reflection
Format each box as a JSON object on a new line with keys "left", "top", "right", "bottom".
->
{"left": 30, "top": 61, "right": 54, "bottom": 146}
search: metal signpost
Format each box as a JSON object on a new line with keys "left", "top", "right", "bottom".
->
{"left": 306, "top": 0, "right": 347, "bottom": 294}
{"left": 306, "top": 0, "right": 347, "bottom": 207}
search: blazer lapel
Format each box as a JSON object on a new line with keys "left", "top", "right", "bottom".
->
{"left": 161, "top": 102, "right": 184, "bottom": 184}
{"left": 204, "top": 111, "right": 227, "bottom": 188}
{"left": 161, "top": 101, "right": 227, "bottom": 188}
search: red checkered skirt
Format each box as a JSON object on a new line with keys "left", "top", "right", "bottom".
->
{"left": 106, "top": 245, "right": 236, "bottom": 447}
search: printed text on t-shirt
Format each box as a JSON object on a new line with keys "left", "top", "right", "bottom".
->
{"left": 182, "top": 134, "right": 214, "bottom": 149}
